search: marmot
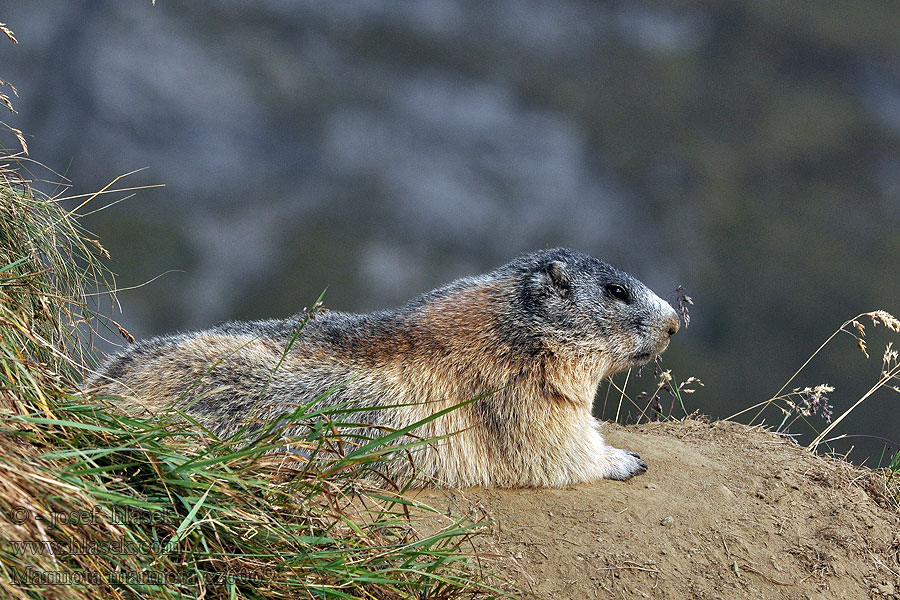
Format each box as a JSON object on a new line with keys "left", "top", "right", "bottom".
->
{"left": 89, "top": 248, "right": 680, "bottom": 488}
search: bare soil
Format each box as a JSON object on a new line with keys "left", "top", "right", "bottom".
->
{"left": 409, "top": 419, "right": 900, "bottom": 600}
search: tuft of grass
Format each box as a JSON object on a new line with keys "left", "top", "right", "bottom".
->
{"left": 0, "top": 155, "right": 506, "bottom": 599}
{"left": 600, "top": 360, "right": 702, "bottom": 425}
{"left": 0, "top": 166, "right": 114, "bottom": 382}
{"left": 884, "top": 449, "right": 900, "bottom": 508}
{"left": 726, "top": 311, "right": 900, "bottom": 449}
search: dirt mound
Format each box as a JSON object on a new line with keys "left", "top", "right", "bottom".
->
{"left": 410, "top": 419, "right": 900, "bottom": 599}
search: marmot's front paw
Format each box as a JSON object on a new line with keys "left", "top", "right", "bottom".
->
{"left": 606, "top": 448, "right": 648, "bottom": 481}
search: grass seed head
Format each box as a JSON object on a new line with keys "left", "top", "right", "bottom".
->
{"left": 0, "top": 22, "right": 17, "bottom": 43}
{"left": 678, "top": 376, "right": 704, "bottom": 394}
{"left": 867, "top": 310, "right": 900, "bottom": 333}
{"left": 671, "top": 285, "right": 693, "bottom": 329}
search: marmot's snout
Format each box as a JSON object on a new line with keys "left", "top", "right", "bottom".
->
{"left": 639, "top": 296, "right": 680, "bottom": 360}
{"left": 658, "top": 301, "right": 680, "bottom": 347}
{"left": 664, "top": 305, "right": 680, "bottom": 338}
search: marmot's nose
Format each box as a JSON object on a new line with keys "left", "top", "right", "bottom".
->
{"left": 665, "top": 312, "right": 680, "bottom": 337}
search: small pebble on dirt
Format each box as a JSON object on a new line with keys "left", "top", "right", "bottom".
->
{"left": 660, "top": 516, "right": 674, "bottom": 526}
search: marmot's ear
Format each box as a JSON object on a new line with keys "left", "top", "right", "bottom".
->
{"left": 546, "top": 261, "right": 571, "bottom": 297}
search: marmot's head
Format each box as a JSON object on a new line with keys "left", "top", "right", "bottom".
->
{"left": 506, "top": 248, "right": 680, "bottom": 372}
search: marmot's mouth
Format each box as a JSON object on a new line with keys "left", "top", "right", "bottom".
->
{"left": 629, "top": 339, "right": 670, "bottom": 366}
{"left": 629, "top": 351, "right": 656, "bottom": 366}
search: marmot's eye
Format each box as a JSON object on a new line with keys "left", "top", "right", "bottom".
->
{"left": 606, "top": 284, "right": 630, "bottom": 303}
